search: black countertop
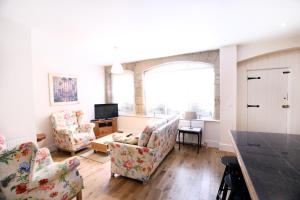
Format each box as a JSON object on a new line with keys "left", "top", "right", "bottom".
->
{"left": 231, "top": 131, "right": 300, "bottom": 200}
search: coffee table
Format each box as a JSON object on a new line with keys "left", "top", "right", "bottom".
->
{"left": 91, "top": 134, "right": 114, "bottom": 155}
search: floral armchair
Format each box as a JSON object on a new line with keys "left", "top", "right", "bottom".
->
{"left": 0, "top": 135, "right": 83, "bottom": 200}
{"left": 51, "top": 110, "right": 95, "bottom": 155}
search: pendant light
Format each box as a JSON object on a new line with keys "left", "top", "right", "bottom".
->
{"left": 111, "top": 46, "right": 124, "bottom": 74}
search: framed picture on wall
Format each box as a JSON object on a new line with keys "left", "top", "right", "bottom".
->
{"left": 48, "top": 73, "right": 79, "bottom": 105}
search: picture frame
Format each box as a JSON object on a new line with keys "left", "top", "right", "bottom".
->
{"left": 48, "top": 73, "right": 79, "bottom": 105}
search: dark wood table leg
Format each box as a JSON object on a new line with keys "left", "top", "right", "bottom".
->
{"left": 178, "top": 131, "right": 181, "bottom": 150}
{"left": 200, "top": 130, "right": 202, "bottom": 148}
{"left": 197, "top": 132, "right": 200, "bottom": 154}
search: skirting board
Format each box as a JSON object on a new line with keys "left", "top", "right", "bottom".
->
{"left": 219, "top": 143, "right": 234, "bottom": 152}
{"left": 206, "top": 139, "right": 219, "bottom": 148}
{"left": 175, "top": 139, "right": 219, "bottom": 148}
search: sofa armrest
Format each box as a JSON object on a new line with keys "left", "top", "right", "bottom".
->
{"left": 29, "top": 157, "right": 80, "bottom": 190}
{"left": 109, "top": 142, "right": 157, "bottom": 180}
{"left": 78, "top": 123, "right": 95, "bottom": 133}
{"left": 32, "top": 148, "right": 53, "bottom": 172}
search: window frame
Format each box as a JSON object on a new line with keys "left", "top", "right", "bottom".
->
{"left": 143, "top": 61, "right": 215, "bottom": 118}
{"left": 111, "top": 69, "right": 135, "bottom": 114}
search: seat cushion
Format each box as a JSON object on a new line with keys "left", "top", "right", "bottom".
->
{"left": 73, "top": 132, "right": 94, "bottom": 149}
{"left": 112, "top": 133, "right": 139, "bottom": 145}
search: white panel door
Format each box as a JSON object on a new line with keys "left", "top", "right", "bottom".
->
{"left": 247, "top": 68, "right": 289, "bottom": 133}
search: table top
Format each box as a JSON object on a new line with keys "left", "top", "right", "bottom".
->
{"left": 230, "top": 130, "right": 300, "bottom": 200}
{"left": 178, "top": 127, "right": 202, "bottom": 133}
{"left": 92, "top": 134, "right": 113, "bottom": 144}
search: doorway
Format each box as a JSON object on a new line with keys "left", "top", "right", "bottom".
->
{"left": 247, "top": 68, "right": 289, "bottom": 133}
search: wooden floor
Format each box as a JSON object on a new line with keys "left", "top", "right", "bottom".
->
{"left": 52, "top": 145, "right": 233, "bottom": 200}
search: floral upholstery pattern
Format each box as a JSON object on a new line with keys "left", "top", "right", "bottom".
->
{"left": 73, "top": 132, "right": 94, "bottom": 149}
{"left": 110, "top": 143, "right": 156, "bottom": 182}
{"left": 110, "top": 116, "right": 179, "bottom": 182}
{"left": 0, "top": 140, "right": 83, "bottom": 200}
{"left": 137, "top": 119, "right": 168, "bottom": 147}
{"left": 148, "top": 118, "right": 180, "bottom": 171}
{"left": 0, "top": 136, "right": 6, "bottom": 199}
{"left": 112, "top": 133, "right": 139, "bottom": 145}
{"left": 51, "top": 110, "right": 95, "bottom": 153}
{"left": 0, "top": 136, "right": 6, "bottom": 152}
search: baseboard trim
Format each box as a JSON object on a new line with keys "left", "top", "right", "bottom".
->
{"left": 175, "top": 139, "right": 219, "bottom": 148}
{"left": 219, "top": 143, "right": 234, "bottom": 152}
{"left": 205, "top": 140, "right": 219, "bottom": 148}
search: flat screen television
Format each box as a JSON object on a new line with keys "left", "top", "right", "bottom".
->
{"left": 94, "top": 104, "right": 118, "bottom": 119}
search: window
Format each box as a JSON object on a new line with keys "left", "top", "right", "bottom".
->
{"left": 111, "top": 70, "right": 135, "bottom": 113}
{"left": 144, "top": 61, "right": 214, "bottom": 118}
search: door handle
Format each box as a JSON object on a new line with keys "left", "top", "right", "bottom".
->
{"left": 247, "top": 105, "right": 260, "bottom": 108}
{"left": 282, "top": 105, "right": 290, "bottom": 108}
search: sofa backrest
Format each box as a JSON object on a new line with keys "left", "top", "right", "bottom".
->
{"left": 147, "top": 117, "right": 179, "bottom": 149}
{"left": 51, "top": 110, "right": 83, "bottom": 131}
{"left": 165, "top": 114, "right": 178, "bottom": 122}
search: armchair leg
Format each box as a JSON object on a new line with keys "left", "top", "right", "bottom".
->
{"left": 76, "top": 190, "right": 82, "bottom": 200}
{"left": 111, "top": 173, "right": 115, "bottom": 177}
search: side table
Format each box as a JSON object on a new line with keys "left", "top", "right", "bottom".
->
{"left": 178, "top": 127, "right": 202, "bottom": 154}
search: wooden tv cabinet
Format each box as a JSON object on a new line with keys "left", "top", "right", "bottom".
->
{"left": 92, "top": 118, "right": 117, "bottom": 138}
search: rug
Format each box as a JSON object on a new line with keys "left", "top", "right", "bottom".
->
{"left": 78, "top": 149, "right": 110, "bottom": 164}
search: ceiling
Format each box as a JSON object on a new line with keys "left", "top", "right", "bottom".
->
{"left": 1, "top": 0, "right": 300, "bottom": 65}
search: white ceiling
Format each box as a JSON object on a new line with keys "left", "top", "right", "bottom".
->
{"left": 1, "top": 0, "right": 300, "bottom": 65}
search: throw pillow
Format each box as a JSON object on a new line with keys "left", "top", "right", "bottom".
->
{"left": 138, "top": 125, "right": 155, "bottom": 147}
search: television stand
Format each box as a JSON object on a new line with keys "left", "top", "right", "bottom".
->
{"left": 92, "top": 118, "right": 118, "bottom": 138}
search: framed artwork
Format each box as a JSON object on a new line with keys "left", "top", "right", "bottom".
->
{"left": 48, "top": 73, "right": 79, "bottom": 105}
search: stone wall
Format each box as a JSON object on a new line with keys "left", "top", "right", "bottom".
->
{"left": 105, "top": 50, "right": 220, "bottom": 119}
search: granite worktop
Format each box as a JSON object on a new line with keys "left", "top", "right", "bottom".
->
{"left": 231, "top": 131, "right": 300, "bottom": 200}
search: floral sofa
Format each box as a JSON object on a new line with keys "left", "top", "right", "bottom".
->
{"left": 0, "top": 135, "right": 83, "bottom": 200}
{"left": 51, "top": 110, "right": 95, "bottom": 156}
{"left": 109, "top": 116, "right": 179, "bottom": 183}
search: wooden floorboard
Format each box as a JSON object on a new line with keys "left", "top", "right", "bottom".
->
{"left": 52, "top": 145, "right": 233, "bottom": 200}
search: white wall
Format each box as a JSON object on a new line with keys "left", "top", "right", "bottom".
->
{"left": 31, "top": 29, "right": 105, "bottom": 150}
{"left": 117, "top": 115, "right": 156, "bottom": 134}
{"left": 219, "top": 45, "right": 237, "bottom": 152}
{"left": 237, "top": 49, "right": 300, "bottom": 134}
{"left": 237, "top": 36, "right": 300, "bottom": 62}
{"left": 0, "top": 18, "right": 36, "bottom": 146}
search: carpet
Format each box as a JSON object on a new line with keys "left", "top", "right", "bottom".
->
{"left": 78, "top": 149, "right": 110, "bottom": 164}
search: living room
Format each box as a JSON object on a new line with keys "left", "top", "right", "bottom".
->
{"left": 1, "top": 1, "right": 300, "bottom": 200}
